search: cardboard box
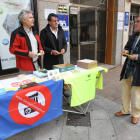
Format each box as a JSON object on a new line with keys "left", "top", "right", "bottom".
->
{"left": 53, "top": 63, "right": 75, "bottom": 72}
{"left": 77, "top": 59, "right": 97, "bottom": 69}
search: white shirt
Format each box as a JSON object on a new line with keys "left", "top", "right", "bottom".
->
{"left": 23, "top": 26, "right": 39, "bottom": 70}
{"left": 50, "top": 27, "right": 58, "bottom": 39}
{"left": 23, "top": 27, "right": 38, "bottom": 61}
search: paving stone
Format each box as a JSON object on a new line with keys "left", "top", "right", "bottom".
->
{"left": 33, "top": 114, "right": 65, "bottom": 140}
{"left": 92, "top": 95, "right": 118, "bottom": 111}
{"left": 60, "top": 125, "right": 89, "bottom": 140}
{"left": 87, "top": 103, "right": 110, "bottom": 120}
{"left": 109, "top": 112, "right": 140, "bottom": 140}
{"left": 89, "top": 119, "right": 117, "bottom": 140}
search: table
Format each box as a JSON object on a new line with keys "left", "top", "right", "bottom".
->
{"left": 0, "top": 79, "right": 63, "bottom": 140}
{"left": 0, "top": 66, "right": 107, "bottom": 139}
{"left": 61, "top": 66, "right": 108, "bottom": 115}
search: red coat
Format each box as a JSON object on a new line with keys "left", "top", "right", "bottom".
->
{"left": 9, "top": 26, "right": 43, "bottom": 71}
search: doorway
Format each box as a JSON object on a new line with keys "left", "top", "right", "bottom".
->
{"left": 69, "top": 4, "right": 107, "bottom": 64}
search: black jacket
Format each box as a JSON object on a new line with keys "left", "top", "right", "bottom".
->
{"left": 120, "top": 32, "right": 140, "bottom": 86}
{"left": 40, "top": 24, "right": 67, "bottom": 70}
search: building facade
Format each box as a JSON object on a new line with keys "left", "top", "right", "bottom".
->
{"left": 0, "top": 0, "right": 140, "bottom": 76}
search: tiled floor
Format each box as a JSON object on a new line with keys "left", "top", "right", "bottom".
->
{"left": 96, "top": 66, "right": 123, "bottom": 105}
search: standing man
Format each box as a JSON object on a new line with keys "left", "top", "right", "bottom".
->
{"left": 9, "top": 9, "right": 44, "bottom": 74}
{"left": 115, "top": 16, "right": 140, "bottom": 124}
{"left": 40, "top": 13, "right": 67, "bottom": 70}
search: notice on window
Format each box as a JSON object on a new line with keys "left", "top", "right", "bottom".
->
{"left": 117, "top": 22, "right": 123, "bottom": 30}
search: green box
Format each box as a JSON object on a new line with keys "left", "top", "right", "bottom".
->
{"left": 53, "top": 63, "right": 75, "bottom": 72}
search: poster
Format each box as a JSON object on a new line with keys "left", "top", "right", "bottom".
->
{"left": 0, "top": 0, "right": 31, "bottom": 70}
{"left": 57, "top": 14, "right": 69, "bottom": 30}
{"left": 44, "top": 9, "right": 56, "bottom": 19}
{"left": 118, "top": 12, "right": 124, "bottom": 21}
{"left": 117, "top": 22, "right": 123, "bottom": 30}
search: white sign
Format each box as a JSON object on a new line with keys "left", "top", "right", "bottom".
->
{"left": 44, "top": 9, "right": 56, "bottom": 19}
{"left": 118, "top": 12, "right": 124, "bottom": 21}
{"left": 124, "top": 26, "right": 128, "bottom": 32}
{"left": 48, "top": 69, "right": 60, "bottom": 80}
{"left": 70, "top": 7, "right": 78, "bottom": 14}
{"left": 99, "top": 0, "right": 106, "bottom": 5}
{"left": 124, "top": 26, "right": 128, "bottom": 35}
{"left": 117, "top": 22, "right": 123, "bottom": 30}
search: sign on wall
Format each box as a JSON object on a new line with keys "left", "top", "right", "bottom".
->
{"left": 117, "top": 22, "right": 123, "bottom": 30}
{"left": 57, "top": 14, "right": 69, "bottom": 30}
{"left": 58, "top": 4, "right": 67, "bottom": 14}
{"left": 70, "top": 7, "right": 78, "bottom": 14}
{"left": 44, "top": 9, "right": 56, "bottom": 19}
{"left": 124, "top": 12, "right": 129, "bottom": 26}
{"left": 118, "top": 12, "right": 124, "bottom": 21}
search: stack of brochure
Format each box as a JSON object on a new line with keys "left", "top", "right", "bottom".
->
{"left": 33, "top": 69, "right": 48, "bottom": 78}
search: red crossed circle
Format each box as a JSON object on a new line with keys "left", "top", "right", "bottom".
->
{"left": 9, "top": 85, "right": 52, "bottom": 125}
{"left": 11, "top": 82, "right": 22, "bottom": 87}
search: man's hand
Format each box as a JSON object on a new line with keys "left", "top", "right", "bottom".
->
{"left": 40, "top": 50, "right": 44, "bottom": 55}
{"left": 28, "top": 51, "right": 38, "bottom": 58}
{"left": 52, "top": 50, "right": 60, "bottom": 55}
{"left": 129, "top": 54, "right": 137, "bottom": 60}
{"left": 122, "top": 49, "right": 129, "bottom": 55}
{"left": 60, "top": 49, "right": 65, "bottom": 55}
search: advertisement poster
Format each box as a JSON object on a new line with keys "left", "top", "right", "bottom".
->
{"left": 0, "top": 0, "right": 31, "bottom": 70}
{"left": 57, "top": 14, "right": 69, "bottom": 30}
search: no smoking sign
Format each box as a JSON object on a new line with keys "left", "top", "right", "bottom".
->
{"left": 9, "top": 85, "right": 52, "bottom": 125}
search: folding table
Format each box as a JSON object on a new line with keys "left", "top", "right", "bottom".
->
{"left": 62, "top": 66, "right": 107, "bottom": 115}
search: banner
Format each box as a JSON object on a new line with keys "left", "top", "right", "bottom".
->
{"left": 0, "top": 0, "right": 31, "bottom": 70}
{"left": 0, "top": 80, "right": 63, "bottom": 140}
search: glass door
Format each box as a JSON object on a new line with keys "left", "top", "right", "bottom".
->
{"left": 69, "top": 4, "right": 107, "bottom": 64}
{"left": 69, "top": 5, "right": 97, "bottom": 64}
{"left": 79, "top": 7, "right": 97, "bottom": 60}
{"left": 97, "top": 10, "right": 107, "bottom": 63}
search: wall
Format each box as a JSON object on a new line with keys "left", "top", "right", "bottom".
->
{"left": 38, "top": 0, "right": 70, "bottom": 64}
{"left": 112, "top": 0, "right": 125, "bottom": 66}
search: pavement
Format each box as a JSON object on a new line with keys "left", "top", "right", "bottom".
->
{"left": 5, "top": 66, "right": 140, "bottom": 140}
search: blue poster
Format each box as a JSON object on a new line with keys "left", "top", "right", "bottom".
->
{"left": 124, "top": 12, "right": 129, "bottom": 26}
{"left": 0, "top": 80, "right": 63, "bottom": 140}
{"left": 64, "top": 31, "right": 69, "bottom": 42}
{"left": 57, "top": 14, "right": 69, "bottom": 30}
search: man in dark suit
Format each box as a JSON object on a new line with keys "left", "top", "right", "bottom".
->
{"left": 40, "top": 13, "right": 67, "bottom": 70}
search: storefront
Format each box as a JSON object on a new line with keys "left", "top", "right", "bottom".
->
{"left": 38, "top": 0, "right": 115, "bottom": 66}
{"left": 0, "top": 0, "right": 116, "bottom": 77}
